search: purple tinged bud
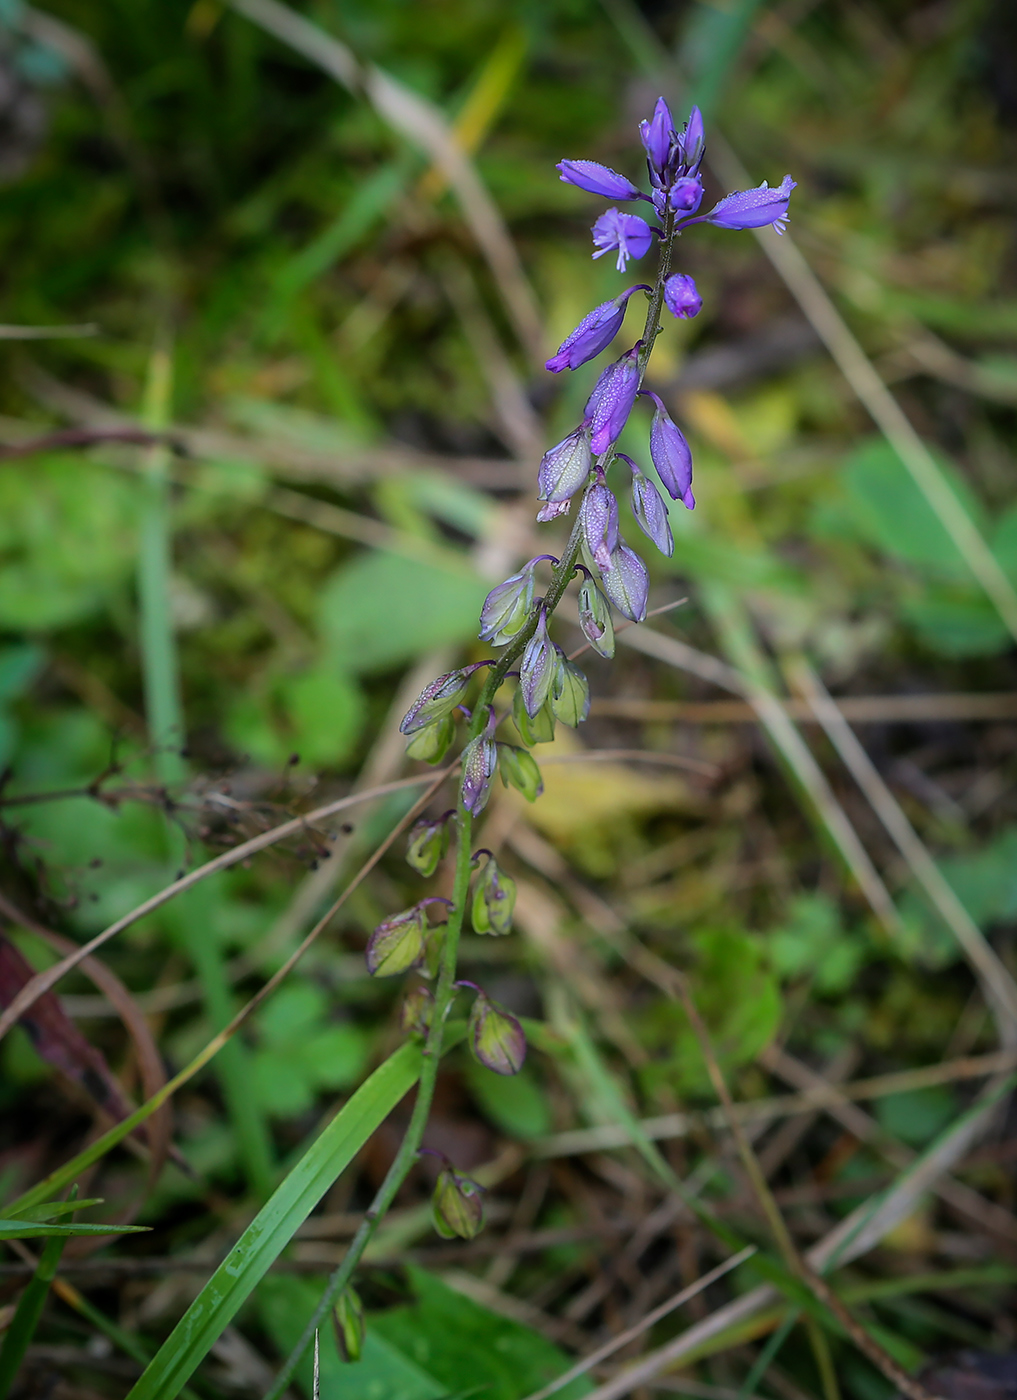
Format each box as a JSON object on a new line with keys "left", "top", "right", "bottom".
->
{"left": 545, "top": 286, "right": 649, "bottom": 373}
{"left": 580, "top": 483, "right": 619, "bottom": 570}
{"left": 663, "top": 272, "right": 702, "bottom": 320}
{"left": 365, "top": 905, "right": 427, "bottom": 977}
{"left": 399, "top": 984, "right": 434, "bottom": 1036}
{"left": 704, "top": 175, "right": 796, "bottom": 233}
{"left": 400, "top": 664, "right": 489, "bottom": 735}
{"left": 498, "top": 744, "right": 543, "bottom": 801}
{"left": 557, "top": 159, "right": 643, "bottom": 201}
{"left": 639, "top": 96, "right": 676, "bottom": 177}
{"left": 406, "top": 813, "right": 452, "bottom": 877}
{"left": 469, "top": 990, "right": 527, "bottom": 1075}
{"left": 537, "top": 427, "right": 592, "bottom": 504}
{"left": 681, "top": 106, "right": 705, "bottom": 173}
{"left": 479, "top": 562, "right": 536, "bottom": 645}
{"left": 620, "top": 453, "right": 674, "bottom": 558}
{"left": 433, "top": 1166, "right": 485, "bottom": 1240}
{"left": 519, "top": 607, "right": 556, "bottom": 718}
{"left": 645, "top": 391, "right": 695, "bottom": 509}
{"left": 471, "top": 852, "right": 517, "bottom": 936}
{"left": 585, "top": 346, "right": 641, "bottom": 456}
{"left": 460, "top": 720, "right": 498, "bottom": 817}
{"left": 551, "top": 649, "right": 590, "bottom": 727}
{"left": 578, "top": 577, "right": 615, "bottom": 658}
{"left": 669, "top": 176, "right": 703, "bottom": 213}
{"left": 591, "top": 208, "right": 654, "bottom": 273}
{"left": 598, "top": 538, "right": 649, "bottom": 622}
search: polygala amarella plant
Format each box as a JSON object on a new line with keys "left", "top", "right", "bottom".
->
{"left": 272, "top": 99, "right": 794, "bottom": 1388}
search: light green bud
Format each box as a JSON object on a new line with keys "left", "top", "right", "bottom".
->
{"left": 551, "top": 653, "right": 590, "bottom": 727}
{"left": 497, "top": 744, "right": 543, "bottom": 802}
{"left": 513, "top": 684, "right": 555, "bottom": 746}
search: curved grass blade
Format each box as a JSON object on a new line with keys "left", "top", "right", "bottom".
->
{"left": 125, "top": 1039, "right": 428, "bottom": 1400}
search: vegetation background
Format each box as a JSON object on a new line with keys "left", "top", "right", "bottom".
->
{"left": 0, "top": 0, "right": 1016, "bottom": 1397}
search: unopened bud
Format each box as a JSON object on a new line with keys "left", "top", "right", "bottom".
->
{"left": 399, "top": 984, "right": 435, "bottom": 1036}
{"left": 332, "top": 1286, "right": 365, "bottom": 1363}
{"left": 580, "top": 484, "right": 619, "bottom": 571}
{"left": 471, "top": 852, "right": 517, "bottom": 936}
{"left": 460, "top": 722, "right": 498, "bottom": 816}
{"left": 498, "top": 744, "right": 543, "bottom": 801}
{"left": 400, "top": 663, "right": 491, "bottom": 736}
{"left": 406, "top": 813, "right": 452, "bottom": 876}
{"left": 479, "top": 563, "right": 536, "bottom": 646}
{"left": 537, "top": 427, "right": 593, "bottom": 504}
{"left": 578, "top": 578, "right": 615, "bottom": 659}
{"left": 432, "top": 1165, "right": 485, "bottom": 1240}
{"left": 469, "top": 990, "right": 527, "bottom": 1075}
{"left": 598, "top": 539, "right": 649, "bottom": 622}
{"left": 405, "top": 714, "right": 456, "bottom": 764}
{"left": 551, "top": 652, "right": 590, "bottom": 727}
{"left": 365, "top": 905, "right": 427, "bottom": 978}
{"left": 513, "top": 684, "right": 556, "bottom": 745}
{"left": 519, "top": 607, "right": 555, "bottom": 719}
{"left": 621, "top": 453, "right": 673, "bottom": 559}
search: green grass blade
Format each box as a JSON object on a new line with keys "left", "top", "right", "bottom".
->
{"left": 0, "top": 1221, "right": 148, "bottom": 1240}
{"left": 0, "top": 1225, "right": 69, "bottom": 1398}
{"left": 124, "top": 1040, "right": 425, "bottom": 1400}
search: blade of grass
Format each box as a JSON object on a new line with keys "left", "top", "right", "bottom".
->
{"left": 0, "top": 1199, "right": 76, "bottom": 1399}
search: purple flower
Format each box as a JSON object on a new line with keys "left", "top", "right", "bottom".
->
{"left": 644, "top": 390, "right": 695, "bottom": 509}
{"left": 591, "top": 209, "right": 655, "bottom": 273}
{"left": 519, "top": 607, "right": 555, "bottom": 718}
{"left": 620, "top": 454, "right": 674, "bottom": 558}
{"left": 669, "top": 176, "right": 703, "bottom": 213}
{"left": 536, "top": 498, "right": 570, "bottom": 523}
{"left": 639, "top": 97, "right": 676, "bottom": 179}
{"left": 537, "top": 427, "right": 592, "bottom": 503}
{"left": 400, "top": 663, "right": 491, "bottom": 734}
{"left": 597, "top": 539, "right": 649, "bottom": 622}
{"left": 703, "top": 175, "right": 796, "bottom": 233}
{"left": 585, "top": 346, "right": 641, "bottom": 455}
{"left": 663, "top": 273, "right": 702, "bottom": 320}
{"left": 580, "top": 483, "right": 619, "bottom": 570}
{"left": 557, "top": 159, "right": 642, "bottom": 201}
{"left": 546, "top": 285, "right": 649, "bottom": 373}
{"left": 680, "top": 106, "right": 705, "bottom": 174}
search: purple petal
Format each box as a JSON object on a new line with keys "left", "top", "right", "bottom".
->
{"left": 680, "top": 106, "right": 705, "bottom": 173}
{"left": 597, "top": 539, "right": 649, "bottom": 622}
{"left": 620, "top": 454, "right": 674, "bottom": 558}
{"left": 639, "top": 97, "right": 676, "bottom": 177}
{"left": 584, "top": 346, "right": 641, "bottom": 456}
{"left": 536, "top": 498, "right": 571, "bottom": 523}
{"left": 557, "top": 159, "right": 641, "bottom": 201}
{"left": 580, "top": 483, "right": 619, "bottom": 571}
{"left": 591, "top": 209, "right": 655, "bottom": 273}
{"left": 545, "top": 286, "right": 648, "bottom": 373}
{"left": 645, "top": 391, "right": 694, "bottom": 507}
{"left": 704, "top": 175, "right": 796, "bottom": 233}
{"left": 669, "top": 176, "right": 703, "bottom": 214}
{"left": 537, "top": 427, "right": 592, "bottom": 502}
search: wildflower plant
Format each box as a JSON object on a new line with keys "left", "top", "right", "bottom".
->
{"left": 268, "top": 98, "right": 793, "bottom": 1391}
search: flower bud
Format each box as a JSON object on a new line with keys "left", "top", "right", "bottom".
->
{"left": 621, "top": 453, "right": 674, "bottom": 558}
{"left": 585, "top": 346, "right": 641, "bottom": 456}
{"left": 405, "top": 714, "right": 456, "bottom": 764}
{"left": 545, "top": 286, "right": 649, "bottom": 374}
{"left": 644, "top": 391, "right": 695, "bottom": 509}
{"left": 513, "top": 681, "right": 556, "bottom": 745}
{"left": 479, "top": 561, "right": 538, "bottom": 645}
{"left": 556, "top": 159, "right": 642, "bottom": 201}
{"left": 400, "top": 666, "right": 483, "bottom": 735}
{"left": 580, "top": 483, "right": 619, "bottom": 571}
{"left": 406, "top": 813, "right": 452, "bottom": 877}
{"left": 669, "top": 177, "right": 703, "bottom": 214}
{"left": 639, "top": 96, "right": 676, "bottom": 179}
{"left": 536, "top": 498, "right": 571, "bottom": 523}
{"left": 598, "top": 539, "right": 649, "bottom": 622}
{"left": 471, "top": 852, "right": 517, "bottom": 936}
{"left": 680, "top": 105, "right": 705, "bottom": 174}
{"left": 432, "top": 1165, "right": 485, "bottom": 1240}
{"left": 519, "top": 607, "right": 555, "bottom": 718}
{"left": 399, "top": 984, "right": 434, "bottom": 1036}
{"left": 460, "top": 723, "right": 498, "bottom": 816}
{"left": 537, "top": 428, "right": 592, "bottom": 504}
{"left": 332, "top": 1286, "right": 365, "bottom": 1363}
{"left": 551, "top": 651, "right": 590, "bottom": 727}
{"left": 577, "top": 577, "right": 615, "bottom": 659}
{"left": 498, "top": 744, "right": 543, "bottom": 801}
{"left": 469, "top": 990, "right": 527, "bottom": 1076}
{"left": 663, "top": 272, "right": 702, "bottom": 320}
{"left": 365, "top": 905, "right": 427, "bottom": 978}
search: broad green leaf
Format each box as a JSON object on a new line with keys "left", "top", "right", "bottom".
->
{"left": 464, "top": 1056, "right": 552, "bottom": 1140}
{"left": 225, "top": 663, "right": 366, "bottom": 769}
{"left": 0, "top": 1220, "right": 148, "bottom": 1240}
{"left": 319, "top": 550, "right": 487, "bottom": 675}
{"left": 901, "top": 589, "right": 1011, "bottom": 657}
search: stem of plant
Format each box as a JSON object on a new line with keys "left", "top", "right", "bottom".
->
{"left": 266, "top": 199, "right": 683, "bottom": 1395}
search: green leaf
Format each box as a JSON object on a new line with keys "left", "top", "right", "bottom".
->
{"left": 5, "top": 1198, "right": 103, "bottom": 1221}
{"left": 125, "top": 1041, "right": 425, "bottom": 1400}
{"left": 899, "top": 825, "right": 1017, "bottom": 967}
{"left": 0, "top": 1220, "right": 148, "bottom": 1239}
{"left": 319, "top": 551, "right": 487, "bottom": 675}
{"left": 464, "top": 1056, "right": 552, "bottom": 1140}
